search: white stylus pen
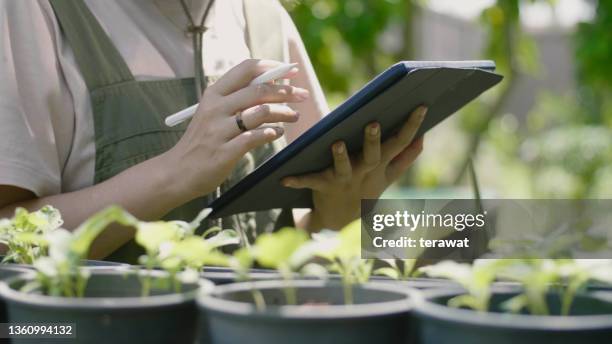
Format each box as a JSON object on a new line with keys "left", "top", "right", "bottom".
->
{"left": 164, "top": 63, "right": 299, "bottom": 127}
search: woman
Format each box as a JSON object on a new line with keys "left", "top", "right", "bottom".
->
{"left": 0, "top": 0, "right": 426, "bottom": 262}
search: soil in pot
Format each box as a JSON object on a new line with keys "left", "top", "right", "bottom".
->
{"left": 0, "top": 270, "right": 211, "bottom": 344}
{"left": 414, "top": 289, "right": 612, "bottom": 344}
{"left": 198, "top": 280, "right": 415, "bottom": 344}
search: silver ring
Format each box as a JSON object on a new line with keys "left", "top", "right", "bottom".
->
{"left": 235, "top": 112, "right": 248, "bottom": 132}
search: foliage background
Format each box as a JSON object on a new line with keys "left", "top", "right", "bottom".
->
{"left": 282, "top": 0, "right": 612, "bottom": 199}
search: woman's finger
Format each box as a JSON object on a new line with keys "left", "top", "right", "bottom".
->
{"left": 211, "top": 59, "right": 283, "bottom": 96}
{"left": 241, "top": 104, "right": 299, "bottom": 130}
{"left": 359, "top": 122, "right": 381, "bottom": 174}
{"left": 223, "top": 83, "right": 309, "bottom": 114}
{"left": 332, "top": 141, "right": 352, "bottom": 183}
{"left": 386, "top": 137, "right": 424, "bottom": 181}
{"left": 282, "top": 173, "right": 327, "bottom": 191}
{"left": 223, "top": 126, "right": 284, "bottom": 159}
{"left": 382, "top": 106, "right": 427, "bottom": 162}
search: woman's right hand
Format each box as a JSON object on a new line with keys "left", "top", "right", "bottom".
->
{"left": 165, "top": 59, "right": 309, "bottom": 202}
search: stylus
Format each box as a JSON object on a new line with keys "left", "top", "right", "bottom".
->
{"left": 164, "top": 63, "right": 299, "bottom": 127}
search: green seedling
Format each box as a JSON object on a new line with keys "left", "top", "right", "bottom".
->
{"left": 374, "top": 259, "right": 417, "bottom": 280}
{"left": 499, "top": 259, "right": 612, "bottom": 316}
{"left": 16, "top": 205, "right": 237, "bottom": 298}
{"left": 249, "top": 227, "right": 310, "bottom": 306}
{"left": 421, "top": 258, "right": 612, "bottom": 316}
{"left": 495, "top": 259, "right": 560, "bottom": 315}
{"left": 314, "top": 220, "right": 374, "bottom": 305}
{"left": 134, "top": 208, "right": 239, "bottom": 296}
{"left": 0, "top": 206, "right": 63, "bottom": 264}
{"left": 419, "top": 259, "right": 507, "bottom": 312}
{"left": 20, "top": 206, "right": 137, "bottom": 297}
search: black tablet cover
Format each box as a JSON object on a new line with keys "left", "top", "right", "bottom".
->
{"left": 209, "top": 61, "right": 503, "bottom": 217}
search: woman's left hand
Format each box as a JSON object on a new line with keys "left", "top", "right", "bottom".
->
{"left": 282, "top": 106, "right": 428, "bottom": 232}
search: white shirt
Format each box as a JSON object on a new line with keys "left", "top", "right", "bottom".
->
{"left": 0, "top": 0, "right": 327, "bottom": 197}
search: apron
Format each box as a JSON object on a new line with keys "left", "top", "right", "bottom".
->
{"left": 49, "top": 0, "right": 294, "bottom": 263}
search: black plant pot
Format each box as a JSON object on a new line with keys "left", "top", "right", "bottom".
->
{"left": 198, "top": 280, "right": 415, "bottom": 344}
{"left": 414, "top": 289, "right": 612, "bottom": 344}
{"left": 0, "top": 270, "right": 211, "bottom": 344}
{"left": 0, "top": 266, "right": 32, "bottom": 324}
{"left": 0, "top": 256, "right": 128, "bottom": 270}
{"left": 201, "top": 266, "right": 464, "bottom": 291}
{"left": 201, "top": 267, "right": 281, "bottom": 285}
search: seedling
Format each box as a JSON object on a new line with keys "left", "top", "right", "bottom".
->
{"left": 498, "top": 259, "right": 612, "bottom": 316}
{"left": 314, "top": 220, "right": 374, "bottom": 304}
{"left": 374, "top": 259, "right": 417, "bottom": 280}
{"left": 13, "top": 205, "right": 238, "bottom": 298}
{"left": 0, "top": 206, "right": 63, "bottom": 264}
{"left": 419, "top": 259, "right": 507, "bottom": 312}
{"left": 421, "top": 258, "right": 612, "bottom": 315}
{"left": 134, "top": 208, "right": 239, "bottom": 296}
{"left": 20, "top": 206, "right": 137, "bottom": 297}
{"left": 246, "top": 227, "right": 311, "bottom": 306}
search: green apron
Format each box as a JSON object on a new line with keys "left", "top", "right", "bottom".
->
{"left": 49, "top": 0, "right": 294, "bottom": 263}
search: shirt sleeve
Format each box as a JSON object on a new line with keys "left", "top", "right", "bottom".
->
{"left": 0, "top": 1, "right": 73, "bottom": 197}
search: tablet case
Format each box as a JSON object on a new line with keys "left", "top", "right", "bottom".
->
{"left": 209, "top": 61, "right": 503, "bottom": 218}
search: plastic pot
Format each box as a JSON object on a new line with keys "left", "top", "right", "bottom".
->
{"left": 201, "top": 266, "right": 466, "bottom": 291}
{"left": 0, "top": 265, "right": 32, "bottom": 323}
{"left": 0, "top": 270, "right": 212, "bottom": 344}
{"left": 201, "top": 267, "right": 281, "bottom": 285}
{"left": 414, "top": 289, "right": 612, "bottom": 344}
{"left": 198, "top": 279, "right": 415, "bottom": 344}
{"left": 0, "top": 256, "right": 128, "bottom": 270}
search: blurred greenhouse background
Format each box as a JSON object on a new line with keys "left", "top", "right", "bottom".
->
{"left": 282, "top": 0, "right": 612, "bottom": 199}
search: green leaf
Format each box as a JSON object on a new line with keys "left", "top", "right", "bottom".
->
{"left": 205, "top": 229, "right": 240, "bottom": 249}
{"left": 134, "top": 221, "right": 183, "bottom": 255}
{"left": 373, "top": 266, "right": 399, "bottom": 280}
{"left": 254, "top": 227, "right": 309, "bottom": 269}
{"left": 300, "top": 263, "right": 329, "bottom": 279}
{"left": 71, "top": 206, "right": 137, "bottom": 258}
{"left": 448, "top": 294, "right": 482, "bottom": 311}
{"left": 501, "top": 294, "right": 529, "bottom": 314}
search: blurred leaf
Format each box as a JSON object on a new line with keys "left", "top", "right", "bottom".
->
{"left": 254, "top": 227, "right": 309, "bottom": 269}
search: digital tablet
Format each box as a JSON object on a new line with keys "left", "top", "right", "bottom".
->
{"left": 208, "top": 61, "right": 503, "bottom": 217}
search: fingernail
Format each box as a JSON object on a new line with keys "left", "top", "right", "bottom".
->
{"left": 335, "top": 142, "right": 345, "bottom": 154}
{"left": 292, "top": 112, "right": 300, "bottom": 120}
{"left": 418, "top": 106, "right": 428, "bottom": 119}
{"left": 369, "top": 123, "right": 379, "bottom": 136}
{"left": 283, "top": 178, "right": 296, "bottom": 187}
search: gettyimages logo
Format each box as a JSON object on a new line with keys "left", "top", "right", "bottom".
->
{"left": 371, "top": 210, "right": 487, "bottom": 232}
{"left": 360, "top": 199, "right": 612, "bottom": 260}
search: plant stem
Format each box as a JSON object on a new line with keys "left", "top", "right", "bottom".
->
{"left": 141, "top": 259, "right": 154, "bottom": 297}
{"left": 343, "top": 278, "right": 354, "bottom": 305}
{"left": 280, "top": 267, "right": 297, "bottom": 306}
{"left": 249, "top": 280, "right": 266, "bottom": 311}
{"left": 561, "top": 275, "right": 588, "bottom": 316}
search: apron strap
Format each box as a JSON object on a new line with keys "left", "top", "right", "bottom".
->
{"left": 49, "top": 0, "right": 135, "bottom": 90}
{"left": 243, "top": 0, "right": 288, "bottom": 62}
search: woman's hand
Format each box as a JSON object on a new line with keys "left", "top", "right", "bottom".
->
{"left": 165, "top": 59, "right": 309, "bottom": 202}
{"left": 283, "top": 106, "right": 427, "bottom": 232}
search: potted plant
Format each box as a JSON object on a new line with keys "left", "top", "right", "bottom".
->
{"left": 198, "top": 220, "right": 417, "bottom": 344}
{"left": 414, "top": 259, "right": 612, "bottom": 343}
{"left": 0, "top": 206, "right": 229, "bottom": 344}
{"left": 0, "top": 206, "right": 125, "bottom": 269}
